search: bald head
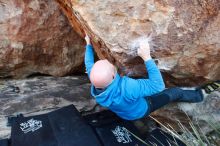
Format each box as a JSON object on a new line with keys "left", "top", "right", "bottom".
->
{"left": 90, "top": 59, "right": 116, "bottom": 88}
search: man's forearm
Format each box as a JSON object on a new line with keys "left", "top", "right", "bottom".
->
{"left": 84, "top": 44, "right": 94, "bottom": 76}
{"left": 144, "top": 59, "right": 165, "bottom": 91}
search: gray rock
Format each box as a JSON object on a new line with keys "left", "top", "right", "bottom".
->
{"left": 0, "top": 76, "right": 100, "bottom": 139}
{"left": 151, "top": 89, "right": 220, "bottom": 134}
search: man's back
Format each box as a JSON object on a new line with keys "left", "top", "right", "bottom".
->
{"left": 84, "top": 34, "right": 165, "bottom": 120}
{"left": 90, "top": 70, "right": 164, "bottom": 120}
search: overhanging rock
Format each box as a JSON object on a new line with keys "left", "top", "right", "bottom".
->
{"left": 56, "top": 0, "right": 220, "bottom": 86}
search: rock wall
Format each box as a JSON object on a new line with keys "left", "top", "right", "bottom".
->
{"left": 1, "top": 0, "right": 219, "bottom": 82}
{"left": 56, "top": 0, "right": 220, "bottom": 86}
{"left": 0, "top": 0, "right": 85, "bottom": 78}
{"left": 0, "top": 0, "right": 219, "bottom": 136}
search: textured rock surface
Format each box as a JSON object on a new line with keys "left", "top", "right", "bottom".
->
{"left": 56, "top": 0, "right": 220, "bottom": 85}
{"left": 0, "top": 76, "right": 100, "bottom": 139}
{"left": 0, "top": 0, "right": 85, "bottom": 78}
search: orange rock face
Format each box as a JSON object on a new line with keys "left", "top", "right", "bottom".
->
{"left": 56, "top": 0, "right": 220, "bottom": 85}
{"left": 0, "top": 0, "right": 85, "bottom": 78}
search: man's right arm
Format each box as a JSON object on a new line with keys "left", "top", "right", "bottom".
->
{"left": 84, "top": 34, "right": 94, "bottom": 77}
{"left": 84, "top": 44, "right": 94, "bottom": 77}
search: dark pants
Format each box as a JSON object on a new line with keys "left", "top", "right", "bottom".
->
{"left": 145, "top": 87, "right": 203, "bottom": 115}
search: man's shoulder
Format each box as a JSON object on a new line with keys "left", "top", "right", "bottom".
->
{"left": 121, "top": 75, "right": 137, "bottom": 81}
{"left": 120, "top": 76, "right": 139, "bottom": 87}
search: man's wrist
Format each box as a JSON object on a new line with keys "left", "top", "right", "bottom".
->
{"left": 142, "top": 56, "right": 152, "bottom": 61}
{"left": 86, "top": 44, "right": 92, "bottom": 47}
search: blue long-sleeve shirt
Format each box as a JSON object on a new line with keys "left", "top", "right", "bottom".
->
{"left": 85, "top": 44, "right": 165, "bottom": 120}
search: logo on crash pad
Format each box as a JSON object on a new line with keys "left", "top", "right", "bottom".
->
{"left": 20, "top": 118, "right": 42, "bottom": 134}
{"left": 111, "top": 126, "right": 132, "bottom": 143}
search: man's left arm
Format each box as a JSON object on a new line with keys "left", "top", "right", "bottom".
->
{"left": 122, "top": 40, "right": 165, "bottom": 102}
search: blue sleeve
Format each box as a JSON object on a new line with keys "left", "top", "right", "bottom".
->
{"left": 122, "top": 59, "right": 165, "bottom": 102}
{"left": 84, "top": 44, "right": 94, "bottom": 77}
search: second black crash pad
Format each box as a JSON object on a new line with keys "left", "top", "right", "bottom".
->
{"left": 84, "top": 110, "right": 186, "bottom": 146}
{"left": 83, "top": 110, "right": 146, "bottom": 146}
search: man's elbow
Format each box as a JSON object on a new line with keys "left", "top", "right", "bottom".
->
{"left": 151, "top": 80, "right": 165, "bottom": 94}
{"left": 157, "top": 80, "right": 165, "bottom": 92}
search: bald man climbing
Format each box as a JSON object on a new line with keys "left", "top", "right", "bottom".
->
{"left": 84, "top": 34, "right": 219, "bottom": 120}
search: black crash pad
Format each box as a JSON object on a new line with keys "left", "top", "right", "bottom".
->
{"left": 10, "top": 105, "right": 101, "bottom": 146}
